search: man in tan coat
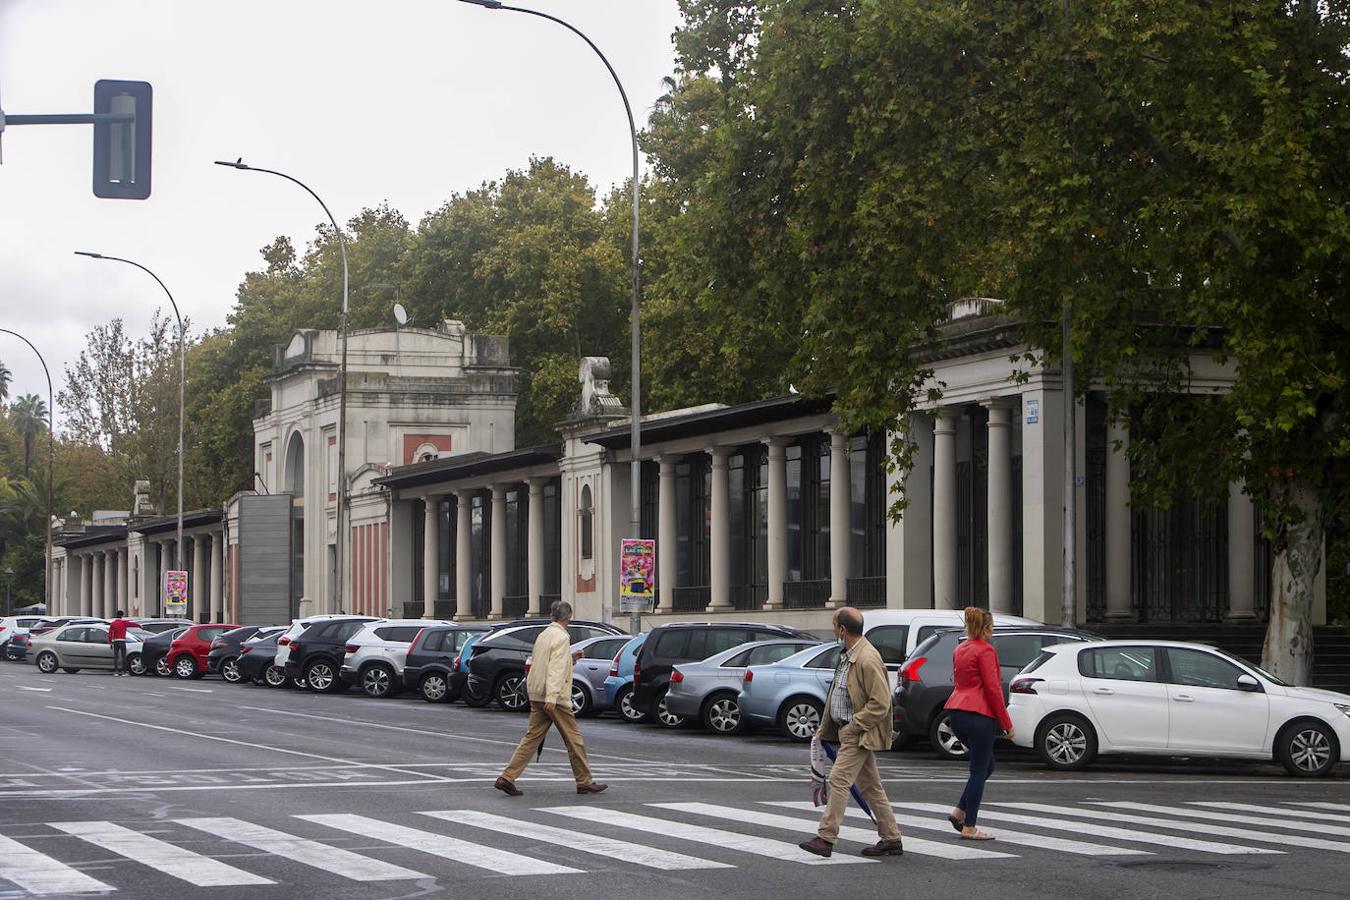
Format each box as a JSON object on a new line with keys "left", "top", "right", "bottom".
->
{"left": 799, "top": 606, "right": 903, "bottom": 858}
{"left": 495, "top": 600, "right": 608, "bottom": 796}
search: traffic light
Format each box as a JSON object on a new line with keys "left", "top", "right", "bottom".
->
{"left": 92, "top": 79, "right": 152, "bottom": 200}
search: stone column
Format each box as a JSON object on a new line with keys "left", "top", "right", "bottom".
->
{"left": 92, "top": 551, "right": 104, "bottom": 618}
{"left": 79, "top": 555, "right": 91, "bottom": 617}
{"left": 105, "top": 550, "right": 117, "bottom": 618}
{"left": 1226, "top": 481, "right": 1257, "bottom": 621}
{"left": 986, "top": 403, "right": 1014, "bottom": 613}
{"left": 159, "top": 541, "right": 171, "bottom": 617}
{"left": 1105, "top": 418, "right": 1133, "bottom": 620}
{"left": 527, "top": 479, "right": 545, "bottom": 616}
{"left": 454, "top": 492, "right": 473, "bottom": 621}
{"left": 119, "top": 548, "right": 130, "bottom": 617}
{"left": 764, "top": 438, "right": 788, "bottom": 610}
{"left": 932, "top": 412, "right": 958, "bottom": 609}
{"left": 422, "top": 496, "right": 439, "bottom": 619}
{"left": 657, "top": 457, "right": 677, "bottom": 610}
{"left": 192, "top": 536, "right": 206, "bottom": 623}
{"left": 489, "top": 485, "right": 507, "bottom": 620}
{"left": 827, "top": 430, "right": 851, "bottom": 608}
{"left": 706, "top": 447, "right": 732, "bottom": 612}
{"left": 210, "top": 535, "right": 224, "bottom": 624}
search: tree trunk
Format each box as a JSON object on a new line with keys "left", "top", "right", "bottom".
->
{"left": 1261, "top": 480, "right": 1323, "bottom": 686}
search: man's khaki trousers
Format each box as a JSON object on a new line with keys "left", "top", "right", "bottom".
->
{"left": 502, "top": 701, "right": 594, "bottom": 786}
{"left": 817, "top": 723, "right": 901, "bottom": 843}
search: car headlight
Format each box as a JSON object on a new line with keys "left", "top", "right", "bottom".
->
{"left": 1334, "top": 703, "right": 1350, "bottom": 718}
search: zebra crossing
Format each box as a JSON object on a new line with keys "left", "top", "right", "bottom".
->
{"left": 2, "top": 798, "right": 1349, "bottom": 895}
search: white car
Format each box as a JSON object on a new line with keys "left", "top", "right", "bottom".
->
{"left": 340, "top": 618, "right": 453, "bottom": 698}
{"left": 0, "top": 615, "right": 44, "bottom": 659}
{"left": 1007, "top": 639, "right": 1350, "bottom": 777}
{"left": 859, "top": 609, "right": 1040, "bottom": 681}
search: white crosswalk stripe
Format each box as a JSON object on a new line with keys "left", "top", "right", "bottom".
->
{"left": 1093, "top": 802, "right": 1350, "bottom": 840}
{"left": 50, "top": 820, "right": 273, "bottom": 887}
{"left": 0, "top": 833, "right": 113, "bottom": 896}
{"left": 1192, "top": 802, "right": 1350, "bottom": 826}
{"left": 766, "top": 801, "right": 1150, "bottom": 857}
{"left": 422, "top": 810, "right": 733, "bottom": 870}
{"left": 175, "top": 817, "right": 427, "bottom": 881}
{"left": 1289, "top": 802, "right": 1350, "bottom": 813}
{"left": 538, "top": 805, "right": 871, "bottom": 865}
{"left": 653, "top": 802, "right": 1013, "bottom": 860}
{"left": 298, "top": 814, "right": 581, "bottom": 876}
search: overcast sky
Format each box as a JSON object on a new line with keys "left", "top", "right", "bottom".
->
{"left": 0, "top": 0, "right": 683, "bottom": 422}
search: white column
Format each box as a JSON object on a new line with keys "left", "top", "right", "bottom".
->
{"left": 80, "top": 555, "right": 91, "bottom": 617}
{"left": 657, "top": 457, "right": 677, "bottom": 610}
{"left": 986, "top": 403, "right": 1014, "bottom": 614}
{"left": 210, "top": 535, "right": 224, "bottom": 624}
{"left": 932, "top": 413, "right": 958, "bottom": 608}
{"left": 454, "top": 492, "right": 473, "bottom": 621}
{"left": 92, "top": 551, "right": 105, "bottom": 618}
{"left": 1105, "top": 418, "right": 1133, "bottom": 620}
{"left": 1226, "top": 481, "right": 1257, "bottom": 621}
{"left": 827, "top": 430, "right": 851, "bottom": 608}
{"left": 422, "top": 496, "right": 439, "bottom": 619}
{"left": 192, "top": 536, "right": 206, "bottom": 623}
{"left": 764, "top": 439, "right": 788, "bottom": 610}
{"left": 706, "top": 448, "right": 732, "bottom": 612}
{"left": 159, "top": 541, "right": 171, "bottom": 617}
{"left": 106, "top": 550, "right": 118, "bottom": 618}
{"left": 489, "top": 485, "right": 507, "bottom": 620}
{"left": 119, "top": 548, "right": 130, "bottom": 617}
{"left": 527, "top": 479, "right": 545, "bottom": 616}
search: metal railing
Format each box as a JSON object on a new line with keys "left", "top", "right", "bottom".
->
{"left": 847, "top": 576, "right": 887, "bottom": 608}
{"left": 671, "top": 585, "right": 710, "bottom": 611}
{"left": 783, "top": 579, "right": 830, "bottom": 609}
{"left": 730, "top": 583, "right": 768, "bottom": 611}
{"left": 503, "top": 594, "right": 528, "bottom": 618}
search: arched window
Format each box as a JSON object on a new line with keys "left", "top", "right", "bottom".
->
{"left": 284, "top": 432, "right": 305, "bottom": 496}
{"left": 579, "top": 484, "right": 593, "bottom": 561}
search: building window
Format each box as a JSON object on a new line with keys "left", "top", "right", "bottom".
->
{"left": 542, "top": 478, "right": 562, "bottom": 594}
{"left": 579, "top": 484, "right": 594, "bottom": 561}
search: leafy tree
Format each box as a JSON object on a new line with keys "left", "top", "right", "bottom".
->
{"left": 9, "top": 393, "right": 48, "bottom": 478}
{"left": 0, "top": 360, "right": 10, "bottom": 405}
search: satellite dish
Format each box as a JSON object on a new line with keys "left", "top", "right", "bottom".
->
{"left": 393, "top": 303, "right": 408, "bottom": 326}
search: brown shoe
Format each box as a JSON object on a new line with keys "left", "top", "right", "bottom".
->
{"left": 798, "top": 836, "right": 834, "bottom": 858}
{"left": 494, "top": 776, "right": 523, "bottom": 797}
{"left": 861, "top": 838, "right": 904, "bottom": 857}
{"left": 576, "top": 782, "right": 608, "bottom": 795}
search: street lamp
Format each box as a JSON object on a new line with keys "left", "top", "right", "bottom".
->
{"left": 74, "top": 252, "right": 186, "bottom": 584}
{"left": 213, "top": 159, "right": 350, "bottom": 614}
{"left": 0, "top": 330, "right": 54, "bottom": 615}
{"left": 459, "top": 0, "right": 644, "bottom": 628}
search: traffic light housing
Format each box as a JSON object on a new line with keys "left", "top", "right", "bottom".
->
{"left": 92, "top": 79, "right": 152, "bottom": 200}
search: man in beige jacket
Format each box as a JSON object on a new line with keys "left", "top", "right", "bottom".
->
{"left": 495, "top": 600, "right": 608, "bottom": 796}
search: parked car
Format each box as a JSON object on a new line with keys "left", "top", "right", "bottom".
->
{"left": 235, "top": 631, "right": 287, "bottom": 687}
{"left": 284, "top": 616, "right": 382, "bottom": 693}
{"left": 27, "top": 623, "right": 154, "bottom": 674}
{"left": 131, "top": 617, "right": 197, "bottom": 635}
{"left": 603, "top": 633, "right": 649, "bottom": 723}
{"left": 1008, "top": 640, "right": 1350, "bottom": 777}
{"left": 0, "top": 616, "right": 44, "bottom": 660}
{"left": 467, "top": 621, "right": 627, "bottom": 712}
{"left": 273, "top": 615, "right": 370, "bottom": 686}
{"left": 139, "top": 626, "right": 190, "bottom": 676}
{"left": 27, "top": 617, "right": 104, "bottom": 639}
{"left": 665, "top": 638, "right": 824, "bottom": 734}
{"left": 853, "top": 609, "right": 1041, "bottom": 678}
{"left": 567, "top": 634, "right": 633, "bottom": 716}
{"left": 5, "top": 631, "right": 32, "bottom": 661}
{"left": 457, "top": 618, "right": 623, "bottom": 708}
{"left": 739, "top": 642, "right": 842, "bottom": 742}
{"left": 631, "top": 622, "right": 818, "bottom": 727}
{"left": 340, "top": 619, "right": 454, "bottom": 698}
{"left": 894, "top": 626, "right": 1102, "bottom": 759}
{"left": 166, "top": 624, "right": 238, "bottom": 679}
{"left": 404, "top": 625, "right": 490, "bottom": 702}
{"left": 208, "top": 625, "right": 285, "bottom": 683}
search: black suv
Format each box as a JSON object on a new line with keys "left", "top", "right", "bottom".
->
{"left": 632, "top": 622, "right": 817, "bottom": 725}
{"left": 893, "top": 625, "right": 1102, "bottom": 758}
{"left": 208, "top": 625, "right": 283, "bottom": 683}
{"left": 403, "top": 625, "right": 489, "bottom": 703}
{"left": 466, "top": 621, "right": 626, "bottom": 712}
{"left": 456, "top": 617, "right": 620, "bottom": 705}
{"left": 284, "top": 617, "right": 379, "bottom": 693}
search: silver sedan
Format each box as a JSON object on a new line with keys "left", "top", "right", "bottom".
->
{"left": 664, "top": 638, "right": 824, "bottom": 734}
{"left": 27, "top": 623, "right": 152, "bottom": 674}
{"left": 569, "top": 634, "right": 633, "bottom": 716}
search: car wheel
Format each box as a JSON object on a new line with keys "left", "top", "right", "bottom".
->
{"left": 463, "top": 680, "right": 492, "bottom": 707}
{"left": 890, "top": 732, "right": 912, "bottom": 752}
{"left": 496, "top": 673, "right": 529, "bottom": 712}
{"left": 220, "top": 657, "right": 242, "bottom": 684}
{"left": 63, "top": 667, "right": 81, "bottom": 674}
{"left": 264, "top": 666, "right": 289, "bottom": 688}
{"left": 778, "top": 696, "right": 822, "bottom": 743}
{"left": 173, "top": 655, "right": 198, "bottom": 679}
{"left": 571, "top": 681, "right": 593, "bottom": 717}
{"left": 420, "top": 673, "right": 450, "bottom": 703}
{"left": 154, "top": 657, "right": 172, "bottom": 678}
{"left": 702, "top": 692, "right": 743, "bottom": 735}
{"left": 655, "top": 690, "right": 687, "bottom": 728}
{"left": 1037, "top": 713, "right": 1098, "bottom": 771}
{"left": 361, "top": 664, "right": 397, "bottom": 699}
{"left": 36, "top": 652, "right": 59, "bottom": 674}
{"left": 930, "top": 711, "right": 969, "bottom": 761}
{"left": 1278, "top": 720, "right": 1339, "bottom": 777}
{"left": 127, "top": 653, "right": 146, "bottom": 676}
{"left": 3, "top": 644, "right": 18, "bottom": 661}
{"left": 616, "top": 686, "right": 644, "bottom": 724}
{"left": 304, "top": 660, "right": 338, "bottom": 693}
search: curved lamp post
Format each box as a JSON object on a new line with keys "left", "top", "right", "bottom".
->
{"left": 459, "top": 0, "right": 643, "bottom": 626}
{"left": 213, "top": 159, "right": 350, "bottom": 614}
{"left": 0, "top": 329, "right": 55, "bottom": 614}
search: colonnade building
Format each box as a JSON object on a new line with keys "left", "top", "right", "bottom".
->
{"left": 49, "top": 304, "right": 1326, "bottom": 629}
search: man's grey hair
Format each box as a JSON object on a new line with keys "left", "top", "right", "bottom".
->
{"left": 550, "top": 600, "right": 573, "bottom": 622}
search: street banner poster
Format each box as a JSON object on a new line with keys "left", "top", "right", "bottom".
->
{"left": 164, "top": 570, "right": 188, "bottom": 615}
{"left": 619, "top": 538, "right": 655, "bottom": 611}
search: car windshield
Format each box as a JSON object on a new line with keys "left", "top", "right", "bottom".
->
{"left": 1208, "top": 647, "right": 1288, "bottom": 686}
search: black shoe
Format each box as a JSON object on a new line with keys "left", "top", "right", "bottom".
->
{"left": 494, "top": 776, "right": 523, "bottom": 797}
{"left": 576, "top": 782, "right": 608, "bottom": 795}
{"left": 798, "top": 836, "right": 833, "bottom": 858}
{"left": 861, "top": 839, "right": 904, "bottom": 857}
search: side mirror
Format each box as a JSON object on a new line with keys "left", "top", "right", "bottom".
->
{"left": 1236, "top": 673, "right": 1262, "bottom": 692}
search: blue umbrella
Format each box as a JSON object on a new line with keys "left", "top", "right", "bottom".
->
{"left": 810, "top": 736, "right": 876, "bottom": 823}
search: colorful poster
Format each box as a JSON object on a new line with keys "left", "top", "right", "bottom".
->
{"left": 619, "top": 539, "right": 655, "bottom": 602}
{"left": 164, "top": 570, "right": 188, "bottom": 615}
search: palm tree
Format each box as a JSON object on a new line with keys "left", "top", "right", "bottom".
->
{"left": 10, "top": 394, "right": 48, "bottom": 478}
{"left": 0, "top": 360, "right": 10, "bottom": 405}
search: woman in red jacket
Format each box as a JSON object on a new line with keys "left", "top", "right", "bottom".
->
{"left": 944, "top": 606, "right": 1013, "bottom": 840}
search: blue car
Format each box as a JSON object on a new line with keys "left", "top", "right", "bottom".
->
{"left": 737, "top": 642, "right": 840, "bottom": 742}
{"left": 602, "top": 632, "right": 648, "bottom": 723}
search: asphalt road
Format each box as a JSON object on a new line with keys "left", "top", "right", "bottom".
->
{"left": 1, "top": 661, "right": 1347, "bottom": 900}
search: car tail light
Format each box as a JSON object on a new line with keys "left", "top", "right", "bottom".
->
{"left": 669, "top": 670, "right": 684, "bottom": 684}
{"left": 609, "top": 661, "right": 620, "bottom": 677}
{"left": 524, "top": 655, "right": 533, "bottom": 673}
{"left": 0, "top": 627, "right": 7, "bottom": 635}
{"left": 210, "top": 638, "right": 225, "bottom": 649}
{"left": 277, "top": 636, "right": 291, "bottom": 645}
{"left": 452, "top": 654, "right": 461, "bottom": 673}
{"left": 289, "top": 642, "right": 303, "bottom": 655}
{"left": 1010, "top": 677, "right": 1042, "bottom": 695}
{"left": 632, "top": 662, "right": 640, "bottom": 685}
{"left": 239, "top": 645, "right": 252, "bottom": 654}
{"left": 344, "top": 644, "right": 360, "bottom": 655}
{"left": 410, "top": 628, "right": 425, "bottom": 650}
{"left": 900, "top": 656, "right": 927, "bottom": 682}
{"left": 743, "top": 669, "right": 754, "bottom": 683}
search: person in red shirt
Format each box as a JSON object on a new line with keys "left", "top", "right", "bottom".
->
{"left": 943, "top": 606, "right": 1013, "bottom": 840}
{"left": 107, "top": 611, "right": 140, "bottom": 677}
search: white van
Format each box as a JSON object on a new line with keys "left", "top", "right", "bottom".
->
{"left": 859, "top": 609, "right": 1040, "bottom": 683}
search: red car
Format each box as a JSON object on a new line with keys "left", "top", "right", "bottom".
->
{"left": 167, "top": 624, "right": 238, "bottom": 679}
